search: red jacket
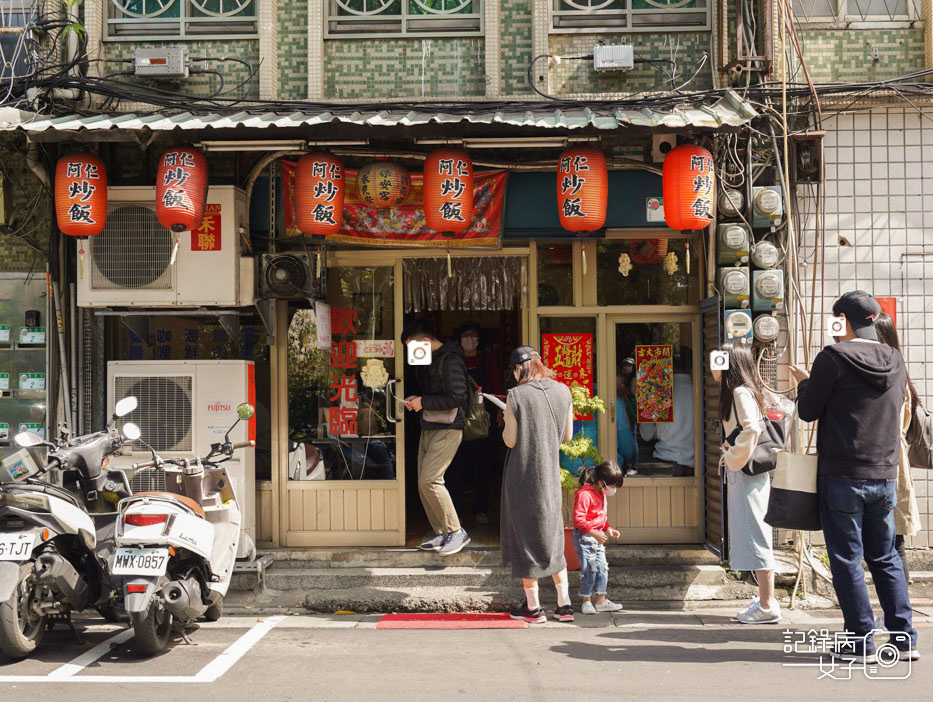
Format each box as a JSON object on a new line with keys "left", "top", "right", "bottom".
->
{"left": 573, "top": 484, "right": 611, "bottom": 534}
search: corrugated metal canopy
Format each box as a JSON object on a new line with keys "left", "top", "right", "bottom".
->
{"left": 0, "top": 91, "right": 757, "bottom": 136}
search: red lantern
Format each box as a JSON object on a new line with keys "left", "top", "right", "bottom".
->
{"left": 295, "top": 152, "right": 344, "bottom": 236}
{"left": 156, "top": 147, "right": 209, "bottom": 232}
{"left": 423, "top": 149, "right": 473, "bottom": 233}
{"left": 629, "top": 238, "right": 669, "bottom": 264}
{"left": 357, "top": 161, "right": 410, "bottom": 208}
{"left": 557, "top": 147, "right": 608, "bottom": 233}
{"left": 55, "top": 153, "right": 107, "bottom": 237}
{"left": 663, "top": 144, "right": 715, "bottom": 231}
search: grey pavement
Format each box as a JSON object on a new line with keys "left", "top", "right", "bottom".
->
{"left": 0, "top": 606, "right": 930, "bottom": 701}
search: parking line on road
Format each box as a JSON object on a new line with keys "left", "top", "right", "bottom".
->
{"left": 194, "top": 615, "right": 284, "bottom": 682}
{"left": 47, "top": 628, "right": 136, "bottom": 680}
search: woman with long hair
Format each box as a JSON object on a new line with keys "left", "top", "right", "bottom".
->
{"left": 500, "top": 346, "right": 575, "bottom": 623}
{"left": 712, "top": 342, "right": 781, "bottom": 624}
{"left": 874, "top": 312, "right": 921, "bottom": 581}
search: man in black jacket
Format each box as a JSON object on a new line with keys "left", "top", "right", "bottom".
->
{"left": 790, "top": 291, "right": 917, "bottom": 663}
{"left": 402, "top": 319, "right": 471, "bottom": 556}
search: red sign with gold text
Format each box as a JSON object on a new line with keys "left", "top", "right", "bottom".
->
{"left": 191, "top": 204, "right": 222, "bottom": 252}
{"left": 542, "top": 333, "right": 593, "bottom": 420}
{"left": 635, "top": 345, "right": 673, "bottom": 423}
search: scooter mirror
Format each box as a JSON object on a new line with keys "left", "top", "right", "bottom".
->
{"left": 115, "top": 396, "right": 138, "bottom": 417}
{"left": 14, "top": 431, "right": 45, "bottom": 448}
{"left": 236, "top": 403, "right": 255, "bottom": 420}
{"left": 122, "top": 422, "right": 142, "bottom": 441}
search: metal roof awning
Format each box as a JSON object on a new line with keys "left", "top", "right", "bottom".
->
{"left": 0, "top": 91, "right": 757, "bottom": 142}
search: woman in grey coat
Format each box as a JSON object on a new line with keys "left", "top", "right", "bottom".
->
{"left": 500, "top": 346, "right": 575, "bottom": 623}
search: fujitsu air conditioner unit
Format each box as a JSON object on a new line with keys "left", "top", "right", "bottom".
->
{"left": 107, "top": 360, "right": 257, "bottom": 558}
{"left": 78, "top": 185, "right": 255, "bottom": 308}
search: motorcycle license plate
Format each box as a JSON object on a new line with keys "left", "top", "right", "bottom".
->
{"left": 112, "top": 547, "right": 169, "bottom": 576}
{"left": 0, "top": 533, "right": 35, "bottom": 561}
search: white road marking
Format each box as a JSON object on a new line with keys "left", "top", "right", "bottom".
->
{"left": 194, "top": 615, "right": 284, "bottom": 682}
{"left": 47, "top": 628, "right": 136, "bottom": 679}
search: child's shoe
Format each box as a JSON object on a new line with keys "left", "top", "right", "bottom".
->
{"left": 553, "top": 605, "right": 574, "bottom": 622}
{"left": 595, "top": 599, "right": 624, "bottom": 613}
{"left": 581, "top": 600, "right": 596, "bottom": 615}
{"left": 509, "top": 603, "right": 546, "bottom": 624}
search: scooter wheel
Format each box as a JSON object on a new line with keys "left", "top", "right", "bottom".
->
{"left": 130, "top": 599, "right": 173, "bottom": 655}
{"left": 204, "top": 598, "right": 223, "bottom": 622}
{"left": 0, "top": 563, "right": 47, "bottom": 659}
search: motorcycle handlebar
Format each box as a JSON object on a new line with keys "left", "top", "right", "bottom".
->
{"left": 231, "top": 440, "right": 255, "bottom": 450}
{"left": 132, "top": 459, "right": 158, "bottom": 470}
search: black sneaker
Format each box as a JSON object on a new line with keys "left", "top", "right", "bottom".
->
{"left": 553, "top": 605, "right": 575, "bottom": 622}
{"left": 888, "top": 633, "right": 920, "bottom": 661}
{"left": 509, "top": 604, "right": 546, "bottom": 624}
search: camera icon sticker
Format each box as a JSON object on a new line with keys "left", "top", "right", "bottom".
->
{"left": 827, "top": 315, "right": 846, "bottom": 338}
{"left": 710, "top": 350, "right": 730, "bottom": 372}
{"left": 407, "top": 340, "right": 432, "bottom": 366}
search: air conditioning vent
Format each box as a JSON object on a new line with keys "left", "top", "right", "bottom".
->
{"left": 114, "top": 375, "right": 193, "bottom": 452}
{"left": 260, "top": 253, "right": 321, "bottom": 300}
{"left": 92, "top": 205, "right": 174, "bottom": 290}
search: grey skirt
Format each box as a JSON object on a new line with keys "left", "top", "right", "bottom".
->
{"left": 726, "top": 468, "right": 776, "bottom": 571}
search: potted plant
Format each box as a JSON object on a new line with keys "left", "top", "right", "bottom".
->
{"left": 559, "top": 383, "right": 606, "bottom": 571}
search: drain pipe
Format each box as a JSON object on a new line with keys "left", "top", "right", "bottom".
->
{"left": 26, "top": 141, "right": 50, "bottom": 189}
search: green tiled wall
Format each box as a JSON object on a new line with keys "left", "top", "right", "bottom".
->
{"left": 797, "top": 28, "right": 924, "bottom": 83}
{"left": 324, "top": 38, "right": 485, "bottom": 99}
{"left": 279, "top": 2, "right": 309, "bottom": 100}
{"left": 501, "top": 0, "right": 533, "bottom": 96}
{"left": 0, "top": 139, "right": 49, "bottom": 273}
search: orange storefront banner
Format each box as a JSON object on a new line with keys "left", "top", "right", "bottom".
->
{"left": 635, "top": 344, "right": 673, "bottom": 424}
{"left": 542, "top": 333, "right": 593, "bottom": 420}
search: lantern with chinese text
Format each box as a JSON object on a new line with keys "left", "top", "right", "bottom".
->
{"left": 156, "top": 147, "right": 209, "bottom": 232}
{"left": 423, "top": 149, "right": 473, "bottom": 233}
{"left": 662, "top": 144, "right": 715, "bottom": 231}
{"left": 295, "top": 152, "right": 345, "bottom": 236}
{"left": 55, "top": 153, "right": 107, "bottom": 237}
{"left": 357, "top": 161, "right": 410, "bottom": 208}
{"left": 556, "top": 147, "right": 608, "bottom": 233}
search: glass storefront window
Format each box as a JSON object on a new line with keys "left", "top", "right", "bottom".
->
{"left": 287, "top": 266, "right": 397, "bottom": 481}
{"left": 597, "top": 238, "right": 699, "bottom": 306}
{"left": 537, "top": 244, "right": 573, "bottom": 307}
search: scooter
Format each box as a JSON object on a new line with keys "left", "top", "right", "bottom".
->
{"left": 0, "top": 397, "right": 140, "bottom": 658}
{"left": 115, "top": 402, "right": 254, "bottom": 654}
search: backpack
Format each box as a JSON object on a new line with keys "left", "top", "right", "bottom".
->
{"left": 906, "top": 402, "right": 933, "bottom": 469}
{"left": 436, "top": 354, "right": 490, "bottom": 443}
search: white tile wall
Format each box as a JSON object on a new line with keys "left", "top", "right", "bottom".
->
{"left": 797, "top": 107, "right": 933, "bottom": 547}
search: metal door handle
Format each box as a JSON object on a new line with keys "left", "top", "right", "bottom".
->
{"left": 385, "top": 379, "right": 399, "bottom": 424}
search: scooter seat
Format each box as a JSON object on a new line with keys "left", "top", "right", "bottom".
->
{"left": 132, "top": 492, "right": 205, "bottom": 519}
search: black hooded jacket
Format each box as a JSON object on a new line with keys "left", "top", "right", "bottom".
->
{"left": 419, "top": 339, "right": 469, "bottom": 431}
{"left": 797, "top": 339, "right": 907, "bottom": 480}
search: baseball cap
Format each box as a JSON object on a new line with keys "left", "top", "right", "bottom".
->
{"left": 832, "top": 291, "right": 881, "bottom": 340}
{"left": 509, "top": 346, "right": 541, "bottom": 368}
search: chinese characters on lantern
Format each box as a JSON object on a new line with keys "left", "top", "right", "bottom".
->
{"left": 689, "top": 154, "right": 714, "bottom": 221}
{"left": 55, "top": 153, "right": 107, "bottom": 236}
{"left": 161, "top": 151, "right": 196, "bottom": 210}
{"left": 635, "top": 345, "right": 674, "bottom": 424}
{"left": 559, "top": 154, "right": 590, "bottom": 220}
{"left": 328, "top": 306, "right": 360, "bottom": 436}
{"left": 542, "top": 333, "right": 594, "bottom": 420}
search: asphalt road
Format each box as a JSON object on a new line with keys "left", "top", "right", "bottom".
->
{"left": 0, "top": 608, "right": 930, "bottom": 701}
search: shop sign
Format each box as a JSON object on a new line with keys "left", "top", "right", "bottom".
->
{"left": 542, "top": 333, "right": 593, "bottom": 420}
{"left": 0, "top": 325, "right": 9, "bottom": 343}
{"left": 19, "top": 373, "right": 45, "bottom": 391}
{"left": 876, "top": 296, "right": 897, "bottom": 326}
{"left": 635, "top": 345, "right": 673, "bottom": 424}
{"left": 191, "top": 204, "right": 222, "bottom": 252}
{"left": 18, "top": 423, "right": 44, "bottom": 438}
{"left": 0, "top": 423, "right": 8, "bottom": 441}
{"left": 645, "top": 196, "right": 665, "bottom": 223}
{"left": 356, "top": 340, "right": 395, "bottom": 358}
{"left": 19, "top": 327, "right": 45, "bottom": 345}
{"left": 328, "top": 306, "right": 359, "bottom": 438}
{"left": 0, "top": 372, "right": 8, "bottom": 390}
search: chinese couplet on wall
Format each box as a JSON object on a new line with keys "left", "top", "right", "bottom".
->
{"left": 191, "top": 204, "right": 222, "bottom": 251}
{"left": 542, "top": 333, "right": 594, "bottom": 420}
{"left": 635, "top": 345, "right": 674, "bottom": 424}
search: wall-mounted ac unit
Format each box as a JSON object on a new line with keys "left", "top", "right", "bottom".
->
{"left": 259, "top": 252, "right": 324, "bottom": 300}
{"left": 107, "top": 360, "right": 257, "bottom": 558}
{"left": 78, "top": 185, "right": 254, "bottom": 308}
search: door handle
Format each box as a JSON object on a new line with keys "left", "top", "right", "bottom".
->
{"left": 385, "top": 379, "right": 399, "bottom": 424}
{"left": 610, "top": 398, "right": 616, "bottom": 423}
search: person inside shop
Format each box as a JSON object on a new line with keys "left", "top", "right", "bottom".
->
{"left": 616, "top": 357, "right": 639, "bottom": 477}
{"left": 448, "top": 322, "right": 506, "bottom": 526}
{"left": 638, "top": 347, "right": 694, "bottom": 477}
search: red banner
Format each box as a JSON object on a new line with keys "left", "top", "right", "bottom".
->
{"left": 876, "top": 296, "right": 897, "bottom": 327}
{"left": 283, "top": 162, "right": 505, "bottom": 247}
{"left": 635, "top": 345, "right": 673, "bottom": 423}
{"left": 542, "top": 333, "right": 593, "bottom": 420}
{"left": 191, "top": 203, "right": 222, "bottom": 251}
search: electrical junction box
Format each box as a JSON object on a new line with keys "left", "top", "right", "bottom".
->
{"left": 753, "top": 314, "right": 781, "bottom": 343}
{"left": 720, "top": 267, "right": 750, "bottom": 309}
{"left": 652, "top": 134, "right": 676, "bottom": 163}
{"left": 718, "top": 188, "right": 744, "bottom": 218}
{"left": 724, "top": 309, "right": 753, "bottom": 342}
{"left": 135, "top": 46, "right": 189, "bottom": 79}
{"left": 593, "top": 44, "right": 634, "bottom": 71}
{"left": 718, "top": 224, "right": 750, "bottom": 265}
{"left": 750, "top": 241, "right": 780, "bottom": 269}
{"left": 752, "top": 269, "right": 785, "bottom": 311}
{"left": 752, "top": 186, "right": 783, "bottom": 228}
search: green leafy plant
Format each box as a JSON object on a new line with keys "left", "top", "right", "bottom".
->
{"left": 559, "top": 383, "right": 606, "bottom": 523}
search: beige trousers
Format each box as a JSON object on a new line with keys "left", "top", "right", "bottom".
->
{"left": 417, "top": 429, "right": 463, "bottom": 534}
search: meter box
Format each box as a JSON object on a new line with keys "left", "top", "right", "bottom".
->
{"left": 724, "top": 310, "right": 753, "bottom": 342}
{"left": 753, "top": 314, "right": 781, "bottom": 343}
{"left": 0, "top": 448, "right": 42, "bottom": 483}
{"left": 752, "top": 186, "right": 783, "bottom": 228}
{"left": 718, "top": 188, "right": 744, "bottom": 218}
{"left": 750, "top": 241, "right": 780, "bottom": 269}
{"left": 718, "top": 224, "right": 750, "bottom": 265}
{"left": 720, "top": 267, "right": 750, "bottom": 309}
{"left": 752, "top": 270, "right": 785, "bottom": 311}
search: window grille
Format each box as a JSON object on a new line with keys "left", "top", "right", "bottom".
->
{"left": 325, "top": 0, "right": 483, "bottom": 39}
{"left": 550, "top": 0, "right": 710, "bottom": 34}
{"left": 106, "top": 0, "right": 258, "bottom": 41}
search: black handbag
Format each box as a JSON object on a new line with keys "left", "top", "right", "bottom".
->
{"left": 724, "top": 415, "right": 786, "bottom": 476}
{"left": 906, "top": 402, "right": 933, "bottom": 470}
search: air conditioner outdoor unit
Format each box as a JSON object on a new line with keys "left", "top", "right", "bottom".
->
{"left": 107, "top": 360, "right": 257, "bottom": 558}
{"left": 78, "top": 185, "right": 254, "bottom": 308}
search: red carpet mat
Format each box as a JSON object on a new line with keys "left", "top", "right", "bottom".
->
{"left": 376, "top": 613, "right": 528, "bottom": 630}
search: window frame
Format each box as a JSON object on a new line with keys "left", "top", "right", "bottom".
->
{"left": 792, "top": 0, "right": 917, "bottom": 25}
{"left": 548, "top": 0, "right": 711, "bottom": 35}
{"left": 324, "top": 0, "right": 484, "bottom": 40}
{"left": 104, "top": 0, "right": 259, "bottom": 42}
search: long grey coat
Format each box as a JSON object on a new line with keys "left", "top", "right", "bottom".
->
{"left": 500, "top": 379, "right": 571, "bottom": 579}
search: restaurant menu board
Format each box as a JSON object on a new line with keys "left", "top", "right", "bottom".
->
{"left": 635, "top": 344, "right": 674, "bottom": 424}
{"left": 542, "top": 333, "right": 594, "bottom": 420}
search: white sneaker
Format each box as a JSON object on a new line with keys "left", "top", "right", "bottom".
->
{"left": 737, "top": 603, "right": 781, "bottom": 624}
{"left": 595, "top": 599, "right": 624, "bottom": 613}
{"left": 581, "top": 600, "right": 596, "bottom": 615}
{"left": 738, "top": 596, "right": 760, "bottom": 618}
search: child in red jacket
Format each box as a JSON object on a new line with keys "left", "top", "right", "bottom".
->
{"left": 572, "top": 461, "right": 624, "bottom": 614}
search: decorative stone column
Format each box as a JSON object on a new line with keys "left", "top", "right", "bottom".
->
{"left": 260, "top": 0, "right": 280, "bottom": 100}
{"left": 531, "top": 0, "right": 550, "bottom": 99}
{"left": 484, "top": 0, "right": 501, "bottom": 98}
{"left": 308, "top": 0, "right": 325, "bottom": 99}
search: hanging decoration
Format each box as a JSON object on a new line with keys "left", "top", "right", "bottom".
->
{"left": 618, "top": 253, "right": 632, "bottom": 277}
{"left": 662, "top": 144, "right": 714, "bottom": 231}
{"left": 357, "top": 161, "right": 411, "bottom": 208}
{"left": 155, "top": 147, "right": 209, "bottom": 233}
{"left": 663, "top": 251, "right": 679, "bottom": 276}
{"left": 55, "top": 153, "right": 107, "bottom": 237}
{"left": 629, "top": 238, "right": 668, "bottom": 264}
{"left": 423, "top": 149, "right": 474, "bottom": 234}
{"left": 295, "top": 152, "right": 345, "bottom": 236}
{"left": 556, "top": 147, "right": 608, "bottom": 233}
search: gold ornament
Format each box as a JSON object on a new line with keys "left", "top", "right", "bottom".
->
{"left": 618, "top": 252, "right": 632, "bottom": 277}
{"left": 663, "top": 251, "right": 679, "bottom": 276}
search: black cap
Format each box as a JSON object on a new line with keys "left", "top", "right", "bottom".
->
{"left": 832, "top": 291, "right": 881, "bottom": 340}
{"left": 509, "top": 346, "right": 541, "bottom": 369}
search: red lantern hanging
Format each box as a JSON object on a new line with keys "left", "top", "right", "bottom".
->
{"left": 662, "top": 144, "right": 715, "bottom": 231}
{"left": 55, "top": 153, "right": 107, "bottom": 237}
{"left": 295, "top": 152, "right": 344, "bottom": 236}
{"left": 156, "top": 147, "right": 209, "bottom": 232}
{"left": 423, "top": 149, "right": 473, "bottom": 233}
{"left": 556, "top": 147, "right": 608, "bottom": 233}
{"left": 357, "top": 161, "right": 410, "bottom": 209}
{"left": 629, "top": 238, "right": 669, "bottom": 265}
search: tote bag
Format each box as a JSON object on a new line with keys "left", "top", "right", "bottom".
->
{"left": 764, "top": 450, "right": 821, "bottom": 532}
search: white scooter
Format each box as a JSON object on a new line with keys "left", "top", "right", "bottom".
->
{"left": 114, "top": 402, "right": 254, "bottom": 654}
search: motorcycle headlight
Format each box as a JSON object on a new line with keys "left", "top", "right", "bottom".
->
{"left": 0, "top": 492, "right": 52, "bottom": 512}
